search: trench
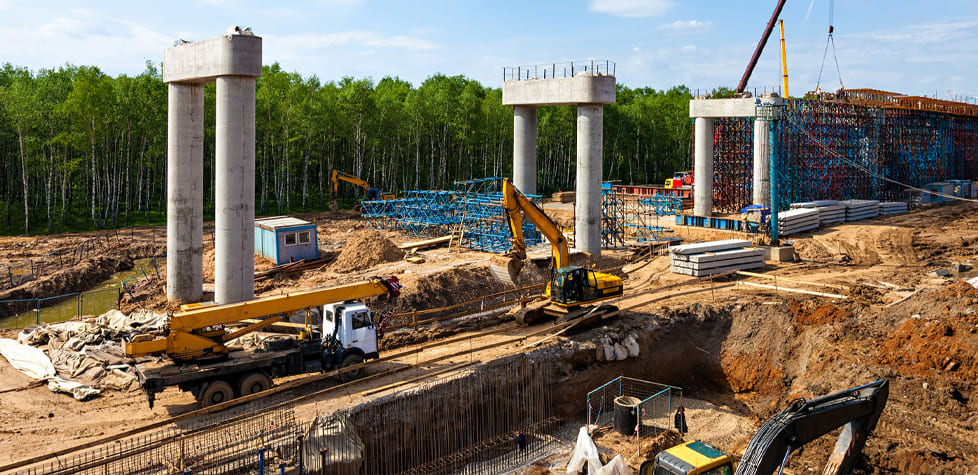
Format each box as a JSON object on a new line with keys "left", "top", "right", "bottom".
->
{"left": 0, "top": 257, "right": 160, "bottom": 329}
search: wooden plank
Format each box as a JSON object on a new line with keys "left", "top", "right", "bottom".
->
{"left": 735, "top": 270, "right": 850, "bottom": 290}
{"left": 397, "top": 235, "right": 453, "bottom": 250}
{"left": 738, "top": 281, "right": 846, "bottom": 299}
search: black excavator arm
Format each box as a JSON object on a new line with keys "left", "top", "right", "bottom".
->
{"left": 736, "top": 379, "right": 889, "bottom": 475}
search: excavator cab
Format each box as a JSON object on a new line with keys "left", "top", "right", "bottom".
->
{"left": 548, "top": 266, "right": 622, "bottom": 307}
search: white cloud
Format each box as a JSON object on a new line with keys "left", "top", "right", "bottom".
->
{"left": 657, "top": 20, "right": 712, "bottom": 33}
{"left": 588, "top": 0, "right": 673, "bottom": 18}
{"left": 0, "top": 9, "right": 172, "bottom": 73}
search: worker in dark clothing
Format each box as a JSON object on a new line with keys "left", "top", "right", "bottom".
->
{"left": 674, "top": 405, "right": 689, "bottom": 434}
{"left": 516, "top": 431, "right": 527, "bottom": 451}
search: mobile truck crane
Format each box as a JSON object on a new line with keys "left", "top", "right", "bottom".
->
{"left": 124, "top": 276, "right": 401, "bottom": 408}
{"left": 330, "top": 170, "right": 395, "bottom": 210}
{"left": 641, "top": 379, "right": 889, "bottom": 475}
{"left": 489, "top": 178, "right": 623, "bottom": 324}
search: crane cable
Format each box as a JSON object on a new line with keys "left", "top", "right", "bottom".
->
{"left": 785, "top": 115, "right": 978, "bottom": 203}
{"left": 814, "top": 0, "right": 845, "bottom": 93}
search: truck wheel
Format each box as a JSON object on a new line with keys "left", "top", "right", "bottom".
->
{"left": 339, "top": 354, "right": 365, "bottom": 382}
{"left": 199, "top": 380, "right": 234, "bottom": 407}
{"left": 239, "top": 373, "right": 272, "bottom": 396}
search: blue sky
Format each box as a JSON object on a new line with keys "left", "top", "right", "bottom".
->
{"left": 2, "top": 0, "right": 977, "bottom": 99}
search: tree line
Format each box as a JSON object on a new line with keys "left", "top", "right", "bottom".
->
{"left": 0, "top": 62, "right": 694, "bottom": 235}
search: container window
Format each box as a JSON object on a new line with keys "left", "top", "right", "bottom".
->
{"left": 298, "top": 231, "right": 311, "bottom": 244}
{"left": 284, "top": 233, "right": 297, "bottom": 246}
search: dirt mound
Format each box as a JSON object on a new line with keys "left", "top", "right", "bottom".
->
{"left": 720, "top": 303, "right": 793, "bottom": 396}
{"left": 330, "top": 230, "right": 404, "bottom": 273}
{"left": 789, "top": 301, "right": 854, "bottom": 329}
{"left": 877, "top": 311, "right": 978, "bottom": 380}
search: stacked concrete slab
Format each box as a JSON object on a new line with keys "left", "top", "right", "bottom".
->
{"left": 669, "top": 239, "right": 765, "bottom": 277}
{"left": 790, "top": 200, "right": 845, "bottom": 225}
{"left": 879, "top": 202, "right": 909, "bottom": 215}
{"left": 842, "top": 200, "right": 880, "bottom": 221}
{"left": 777, "top": 208, "right": 820, "bottom": 235}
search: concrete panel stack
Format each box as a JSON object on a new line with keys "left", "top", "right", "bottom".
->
{"left": 879, "top": 202, "right": 909, "bottom": 215}
{"left": 777, "top": 208, "right": 820, "bottom": 235}
{"left": 669, "top": 239, "right": 765, "bottom": 277}
{"left": 842, "top": 200, "right": 880, "bottom": 221}
{"left": 790, "top": 200, "right": 845, "bottom": 225}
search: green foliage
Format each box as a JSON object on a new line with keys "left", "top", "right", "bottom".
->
{"left": 0, "top": 61, "right": 693, "bottom": 236}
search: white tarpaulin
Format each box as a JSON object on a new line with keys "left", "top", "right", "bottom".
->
{"left": 566, "top": 427, "right": 633, "bottom": 475}
{"left": 0, "top": 338, "right": 99, "bottom": 400}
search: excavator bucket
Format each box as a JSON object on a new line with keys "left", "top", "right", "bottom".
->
{"left": 489, "top": 255, "right": 523, "bottom": 286}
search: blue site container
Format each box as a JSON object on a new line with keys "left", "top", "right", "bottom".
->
{"left": 254, "top": 216, "right": 319, "bottom": 265}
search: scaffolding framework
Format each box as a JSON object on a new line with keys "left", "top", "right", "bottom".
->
{"left": 361, "top": 177, "right": 541, "bottom": 253}
{"left": 710, "top": 96, "right": 978, "bottom": 213}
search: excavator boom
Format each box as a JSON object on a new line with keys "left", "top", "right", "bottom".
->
{"left": 735, "top": 379, "right": 889, "bottom": 475}
{"left": 489, "top": 178, "right": 569, "bottom": 286}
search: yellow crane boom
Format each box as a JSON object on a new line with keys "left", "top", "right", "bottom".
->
{"left": 125, "top": 277, "right": 400, "bottom": 361}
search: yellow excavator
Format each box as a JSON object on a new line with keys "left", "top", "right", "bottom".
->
{"left": 489, "top": 178, "right": 623, "bottom": 324}
{"left": 124, "top": 277, "right": 401, "bottom": 407}
{"left": 642, "top": 379, "right": 889, "bottom": 475}
{"left": 330, "top": 170, "right": 395, "bottom": 210}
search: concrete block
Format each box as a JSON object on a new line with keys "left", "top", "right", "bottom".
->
{"left": 689, "top": 97, "right": 766, "bottom": 118}
{"left": 951, "top": 262, "right": 972, "bottom": 272}
{"left": 502, "top": 75, "right": 616, "bottom": 106}
{"left": 765, "top": 245, "right": 795, "bottom": 262}
{"left": 931, "top": 269, "right": 952, "bottom": 277}
{"left": 163, "top": 29, "right": 262, "bottom": 83}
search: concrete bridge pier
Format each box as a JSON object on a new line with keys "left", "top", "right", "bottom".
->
{"left": 164, "top": 27, "right": 262, "bottom": 304}
{"left": 502, "top": 66, "right": 616, "bottom": 256}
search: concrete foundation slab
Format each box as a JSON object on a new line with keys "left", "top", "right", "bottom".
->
{"left": 764, "top": 245, "right": 796, "bottom": 262}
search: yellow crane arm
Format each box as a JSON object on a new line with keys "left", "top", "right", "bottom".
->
{"left": 500, "top": 178, "right": 569, "bottom": 269}
{"left": 125, "top": 277, "right": 400, "bottom": 360}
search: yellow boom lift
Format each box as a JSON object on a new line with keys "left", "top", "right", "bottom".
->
{"left": 489, "top": 178, "right": 623, "bottom": 324}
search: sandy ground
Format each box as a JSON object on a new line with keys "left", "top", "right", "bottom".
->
{"left": 0, "top": 202, "right": 977, "bottom": 473}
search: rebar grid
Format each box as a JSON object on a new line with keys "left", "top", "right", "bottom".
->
{"left": 601, "top": 190, "right": 625, "bottom": 247}
{"left": 16, "top": 399, "right": 298, "bottom": 475}
{"left": 308, "top": 354, "right": 558, "bottom": 475}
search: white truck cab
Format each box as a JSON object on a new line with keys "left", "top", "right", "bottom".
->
{"left": 322, "top": 301, "right": 379, "bottom": 359}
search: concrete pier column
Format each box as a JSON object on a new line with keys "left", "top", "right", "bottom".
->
{"left": 512, "top": 106, "right": 538, "bottom": 195}
{"left": 214, "top": 76, "right": 256, "bottom": 304}
{"left": 693, "top": 117, "right": 715, "bottom": 217}
{"left": 753, "top": 119, "right": 771, "bottom": 206}
{"left": 575, "top": 104, "right": 603, "bottom": 256}
{"left": 166, "top": 83, "right": 204, "bottom": 303}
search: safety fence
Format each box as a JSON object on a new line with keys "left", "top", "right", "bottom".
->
{"left": 0, "top": 257, "right": 164, "bottom": 328}
{"left": 587, "top": 376, "right": 682, "bottom": 438}
{"left": 503, "top": 60, "right": 616, "bottom": 81}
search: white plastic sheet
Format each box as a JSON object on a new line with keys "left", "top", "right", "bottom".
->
{"left": 0, "top": 338, "right": 99, "bottom": 400}
{"left": 566, "top": 427, "right": 633, "bottom": 475}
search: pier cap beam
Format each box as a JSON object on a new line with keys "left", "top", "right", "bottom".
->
{"left": 163, "top": 27, "right": 262, "bottom": 83}
{"left": 503, "top": 75, "right": 616, "bottom": 106}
